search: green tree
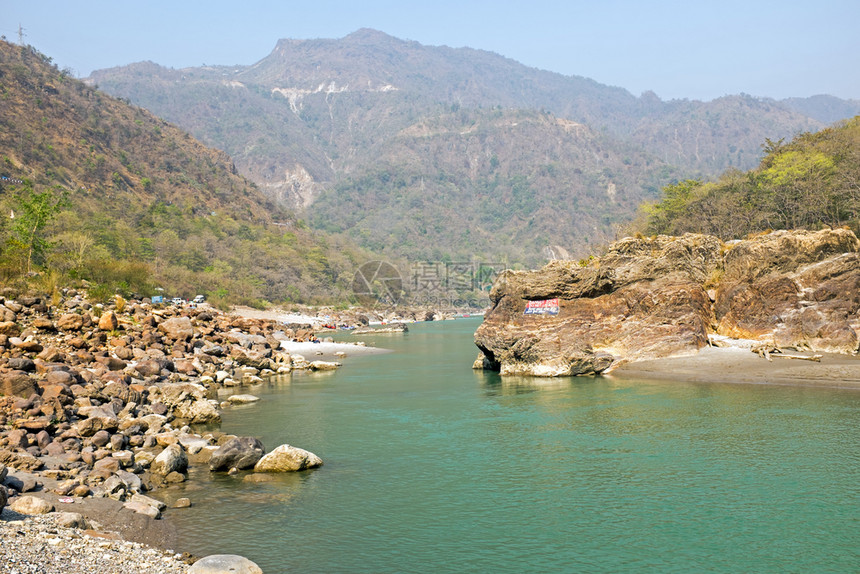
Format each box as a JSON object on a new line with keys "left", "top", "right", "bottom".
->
{"left": 760, "top": 150, "right": 837, "bottom": 228}
{"left": 8, "top": 184, "right": 68, "bottom": 273}
{"left": 643, "top": 179, "right": 702, "bottom": 235}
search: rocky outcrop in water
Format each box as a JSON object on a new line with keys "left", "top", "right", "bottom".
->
{"left": 474, "top": 228, "right": 860, "bottom": 376}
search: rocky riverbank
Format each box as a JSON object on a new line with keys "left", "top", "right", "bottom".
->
{"left": 0, "top": 291, "right": 353, "bottom": 571}
{"left": 474, "top": 228, "right": 860, "bottom": 377}
{"left": 232, "top": 304, "right": 459, "bottom": 329}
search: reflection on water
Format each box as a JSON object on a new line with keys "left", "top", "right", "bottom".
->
{"left": 166, "top": 319, "right": 860, "bottom": 573}
{"left": 478, "top": 371, "right": 587, "bottom": 394}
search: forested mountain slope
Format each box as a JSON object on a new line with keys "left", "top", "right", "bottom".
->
{"left": 0, "top": 40, "right": 368, "bottom": 304}
{"left": 640, "top": 116, "right": 860, "bottom": 238}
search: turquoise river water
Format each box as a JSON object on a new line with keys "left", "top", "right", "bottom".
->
{"left": 164, "top": 318, "right": 860, "bottom": 573}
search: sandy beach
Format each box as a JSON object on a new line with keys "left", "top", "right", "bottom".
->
{"left": 279, "top": 340, "right": 392, "bottom": 361}
{"left": 611, "top": 346, "right": 860, "bottom": 389}
{"left": 230, "top": 306, "right": 320, "bottom": 325}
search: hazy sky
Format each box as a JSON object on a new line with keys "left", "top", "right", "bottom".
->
{"left": 2, "top": 0, "right": 858, "bottom": 102}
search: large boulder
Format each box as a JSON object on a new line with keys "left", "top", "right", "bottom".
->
{"left": 134, "top": 358, "right": 169, "bottom": 377}
{"left": 102, "top": 380, "right": 141, "bottom": 405}
{"left": 188, "top": 555, "right": 263, "bottom": 574}
{"left": 0, "top": 485, "right": 7, "bottom": 512}
{"left": 0, "top": 449, "right": 43, "bottom": 472}
{"left": 98, "top": 311, "right": 119, "bottom": 331}
{"left": 123, "top": 500, "right": 161, "bottom": 519}
{"left": 0, "top": 321, "right": 21, "bottom": 336}
{"left": 151, "top": 443, "right": 188, "bottom": 476}
{"left": 230, "top": 347, "right": 272, "bottom": 370}
{"left": 10, "top": 337, "right": 43, "bottom": 353}
{"left": 153, "top": 382, "right": 220, "bottom": 424}
{"left": 44, "top": 370, "right": 74, "bottom": 386}
{"left": 309, "top": 360, "right": 340, "bottom": 371}
{"left": 7, "top": 357, "right": 35, "bottom": 371}
{"left": 224, "top": 332, "right": 268, "bottom": 348}
{"left": 1, "top": 370, "right": 37, "bottom": 397}
{"left": 54, "top": 511, "right": 88, "bottom": 529}
{"left": 75, "top": 406, "right": 119, "bottom": 436}
{"left": 9, "top": 495, "right": 54, "bottom": 515}
{"left": 158, "top": 316, "right": 194, "bottom": 341}
{"left": 94, "top": 355, "right": 127, "bottom": 371}
{"left": 56, "top": 313, "right": 84, "bottom": 331}
{"left": 254, "top": 444, "right": 323, "bottom": 472}
{"left": 31, "top": 317, "right": 55, "bottom": 331}
{"left": 209, "top": 437, "right": 266, "bottom": 472}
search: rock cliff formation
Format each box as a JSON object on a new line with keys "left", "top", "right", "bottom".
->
{"left": 474, "top": 228, "right": 860, "bottom": 376}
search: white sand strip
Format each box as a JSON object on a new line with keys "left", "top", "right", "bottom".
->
{"left": 279, "top": 341, "right": 392, "bottom": 356}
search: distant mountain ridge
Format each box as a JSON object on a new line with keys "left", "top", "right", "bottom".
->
{"left": 779, "top": 94, "right": 860, "bottom": 124}
{"left": 87, "top": 29, "right": 850, "bottom": 265}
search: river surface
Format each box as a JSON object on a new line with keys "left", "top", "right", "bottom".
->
{"left": 165, "top": 318, "right": 860, "bottom": 573}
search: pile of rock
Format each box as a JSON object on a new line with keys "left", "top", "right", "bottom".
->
{"left": 0, "top": 291, "right": 326, "bottom": 523}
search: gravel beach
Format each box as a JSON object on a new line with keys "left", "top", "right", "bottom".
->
{"left": 0, "top": 506, "right": 190, "bottom": 574}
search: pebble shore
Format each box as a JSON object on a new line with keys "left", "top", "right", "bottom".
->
{"left": 1, "top": 508, "right": 189, "bottom": 574}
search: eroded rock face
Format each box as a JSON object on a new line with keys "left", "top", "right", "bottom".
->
{"left": 715, "top": 229, "right": 860, "bottom": 353}
{"left": 475, "top": 233, "right": 722, "bottom": 376}
{"left": 475, "top": 229, "right": 860, "bottom": 376}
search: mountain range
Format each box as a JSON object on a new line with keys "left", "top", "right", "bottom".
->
{"left": 86, "top": 29, "right": 860, "bottom": 266}
{"left": 87, "top": 29, "right": 860, "bottom": 266}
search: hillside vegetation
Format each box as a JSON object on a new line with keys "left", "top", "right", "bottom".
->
{"left": 309, "top": 107, "right": 672, "bottom": 263}
{"left": 0, "top": 40, "right": 368, "bottom": 305}
{"left": 640, "top": 116, "right": 860, "bottom": 238}
{"left": 87, "top": 29, "right": 830, "bottom": 266}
